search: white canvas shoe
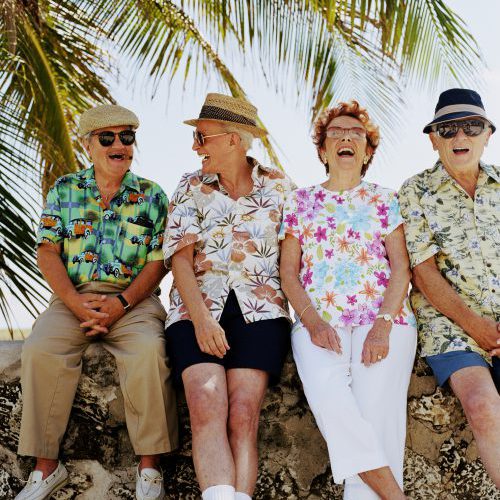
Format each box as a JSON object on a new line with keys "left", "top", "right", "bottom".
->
{"left": 15, "top": 462, "right": 68, "bottom": 500}
{"left": 135, "top": 466, "right": 165, "bottom": 500}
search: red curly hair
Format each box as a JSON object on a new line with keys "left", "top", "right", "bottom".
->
{"left": 312, "top": 100, "right": 380, "bottom": 176}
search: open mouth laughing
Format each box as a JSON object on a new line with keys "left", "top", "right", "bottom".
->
{"left": 337, "top": 147, "right": 355, "bottom": 157}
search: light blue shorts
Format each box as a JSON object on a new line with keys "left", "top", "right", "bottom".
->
{"left": 426, "top": 350, "right": 500, "bottom": 391}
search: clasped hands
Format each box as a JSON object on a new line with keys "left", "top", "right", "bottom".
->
{"left": 68, "top": 292, "right": 127, "bottom": 337}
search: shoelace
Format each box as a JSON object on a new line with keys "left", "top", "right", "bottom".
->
{"left": 141, "top": 472, "right": 162, "bottom": 485}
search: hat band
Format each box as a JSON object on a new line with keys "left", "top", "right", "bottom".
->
{"left": 434, "top": 104, "right": 486, "bottom": 119}
{"left": 198, "top": 105, "right": 256, "bottom": 126}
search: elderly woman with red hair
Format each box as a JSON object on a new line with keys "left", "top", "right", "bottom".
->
{"left": 280, "top": 101, "right": 416, "bottom": 499}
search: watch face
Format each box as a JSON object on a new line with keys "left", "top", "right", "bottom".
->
{"left": 383, "top": 314, "right": 391, "bottom": 321}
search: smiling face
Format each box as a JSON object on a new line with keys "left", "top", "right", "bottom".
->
{"left": 321, "top": 115, "right": 370, "bottom": 177}
{"left": 192, "top": 120, "right": 235, "bottom": 174}
{"left": 429, "top": 117, "right": 491, "bottom": 173}
{"left": 85, "top": 125, "right": 134, "bottom": 178}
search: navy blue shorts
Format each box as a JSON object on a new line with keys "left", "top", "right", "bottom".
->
{"left": 165, "top": 290, "right": 291, "bottom": 386}
{"left": 426, "top": 350, "right": 500, "bottom": 391}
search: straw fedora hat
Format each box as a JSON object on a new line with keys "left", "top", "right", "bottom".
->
{"left": 184, "top": 93, "right": 267, "bottom": 137}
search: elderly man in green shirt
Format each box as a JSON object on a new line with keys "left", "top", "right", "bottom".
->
{"left": 16, "top": 105, "right": 178, "bottom": 500}
{"left": 399, "top": 88, "right": 500, "bottom": 488}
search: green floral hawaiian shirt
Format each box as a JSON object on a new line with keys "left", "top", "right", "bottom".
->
{"left": 399, "top": 161, "right": 500, "bottom": 362}
{"left": 37, "top": 166, "right": 167, "bottom": 286}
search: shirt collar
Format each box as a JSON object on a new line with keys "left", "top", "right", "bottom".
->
{"left": 79, "top": 166, "right": 141, "bottom": 192}
{"left": 200, "top": 156, "right": 281, "bottom": 186}
{"left": 479, "top": 161, "right": 500, "bottom": 183}
{"left": 428, "top": 160, "right": 500, "bottom": 191}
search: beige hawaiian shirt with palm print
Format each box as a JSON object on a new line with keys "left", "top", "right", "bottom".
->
{"left": 163, "top": 157, "right": 295, "bottom": 328}
{"left": 399, "top": 161, "right": 500, "bottom": 362}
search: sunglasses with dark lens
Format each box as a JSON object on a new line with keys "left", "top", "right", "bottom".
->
{"left": 434, "top": 119, "right": 486, "bottom": 139}
{"left": 91, "top": 130, "right": 136, "bottom": 147}
{"left": 192, "top": 130, "right": 229, "bottom": 146}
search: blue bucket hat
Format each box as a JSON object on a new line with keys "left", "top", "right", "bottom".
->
{"left": 423, "top": 88, "right": 496, "bottom": 134}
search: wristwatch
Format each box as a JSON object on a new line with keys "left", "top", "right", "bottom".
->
{"left": 375, "top": 313, "right": 393, "bottom": 324}
{"left": 116, "top": 293, "right": 131, "bottom": 311}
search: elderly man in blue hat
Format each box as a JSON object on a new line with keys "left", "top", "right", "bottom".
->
{"left": 399, "top": 88, "right": 500, "bottom": 487}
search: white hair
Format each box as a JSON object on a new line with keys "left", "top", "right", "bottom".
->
{"left": 221, "top": 124, "right": 254, "bottom": 151}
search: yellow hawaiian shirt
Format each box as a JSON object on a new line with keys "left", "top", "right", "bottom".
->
{"left": 163, "top": 157, "right": 295, "bottom": 327}
{"left": 398, "top": 161, "right": 500, "bottom": 362}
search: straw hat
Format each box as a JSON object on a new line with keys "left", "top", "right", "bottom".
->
{"left": 423, "top": 88, "right": 496, "bottom": 134}
{"left": 79, "top": 104, "right": 140, "bottom": 136}
{"left": 184, "top": 93, "right": 267, "bottom": 137}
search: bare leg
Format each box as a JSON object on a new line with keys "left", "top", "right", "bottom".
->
{"left": 182, "top": 363, "right": 234, "bottom": 490}
{"left": 139, "top": 455, "right": 161, "bottom": 471}
{"left": 33, "top": 458, "right": 58, "bottom": 479}
{"left": 226, "top": 368, "right": 269, "bottom": 496}
{"left": 450, "top": 366, "right": 500, "bottom": 488}
{"left": 358, "top": 467, "right": 406, "bottom": 499}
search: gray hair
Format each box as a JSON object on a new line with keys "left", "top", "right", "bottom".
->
{"left": 221, "top": 124, "right": 253, "bottom": 151}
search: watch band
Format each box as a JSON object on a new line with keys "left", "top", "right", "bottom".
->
{"left": 375, "top": 313, "right": 393, "bottom": 324}
{"left": 116, "top": 293, "right": 131, "bottom": 311}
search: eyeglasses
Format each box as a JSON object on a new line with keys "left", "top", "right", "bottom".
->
{"left": 326, "top": 126, "right": 366, "bottom": 140}
{"left": 90, "top": 130, "right": 136, "bottom": 147}
{"left": 193, "top": 130, "right": 229, "bottom": 146}
{"left": 433, "top": 119, "right": 486, "bottom": 139}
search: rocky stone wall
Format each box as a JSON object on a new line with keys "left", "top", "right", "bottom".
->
{"left": 0, "top": 341, "right": 498, "bottom": 499}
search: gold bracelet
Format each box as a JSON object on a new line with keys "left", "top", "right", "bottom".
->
{"left": 299, "top": 303, "right": 313, "bottom": 321}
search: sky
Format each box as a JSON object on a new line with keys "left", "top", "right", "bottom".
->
{"left": 4, "top": 0, "right": 500, "bottom": 331}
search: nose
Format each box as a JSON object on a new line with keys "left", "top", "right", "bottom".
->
{"left": 455, "top": 128, "right": 467, "bottom": 139}
{"left": 192, "top": 140, "right": 200, "bottom": 151}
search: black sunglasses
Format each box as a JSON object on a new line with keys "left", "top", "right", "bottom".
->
{"left": 434, "top": 119, "right": 486, "bottom": 139}
{"left": 192, "top": 130, "right": 229, "bottom": 146}
{"left": 91, "top": 130, "right": 136, "bottom": 147}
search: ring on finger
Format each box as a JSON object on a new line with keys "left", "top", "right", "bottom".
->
{"left": 377, "top": 354, "right": 383, "bottom": 360}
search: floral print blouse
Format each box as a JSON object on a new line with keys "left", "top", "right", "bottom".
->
{"left": 399, "top": 161, "right": 500, "bottom": 362}
{"left": 279, "top": 182, "right": 415, "bottom": 328}
{"left": 163, "top": 157, "right": 295, "bottom": 328}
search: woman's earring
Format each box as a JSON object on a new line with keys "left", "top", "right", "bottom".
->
{"left": 363, "top": 155, "right": 370, "bottom": 165}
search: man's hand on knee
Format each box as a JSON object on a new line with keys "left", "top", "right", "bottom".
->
{"left": 65, "top": 292, "right": 109, "bottom": 335}
{"left": 81, "top": 296, "right": 127, "bottom": 336}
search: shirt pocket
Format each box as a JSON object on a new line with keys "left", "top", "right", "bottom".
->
{"left": 117, "top": 221, "right": 152, "bottom": 266}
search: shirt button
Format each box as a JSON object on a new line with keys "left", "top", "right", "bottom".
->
{"left": 492, "top": 289, "right": 496, "bottom": 294}
{"left": 481, "top": 236, "right": 486, "bottom": 241}
{"left": 486, "top": 263, "right": 492, "bottom": 268}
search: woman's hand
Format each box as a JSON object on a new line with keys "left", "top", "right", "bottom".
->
{"left": 361, "top": 320, "right": 391, "bottom": 366}
{"left": 193, "top": 314, "right": 230, "bottom": 359}
{"left": 304, "top": 315, "right": 342, "bottom": 354}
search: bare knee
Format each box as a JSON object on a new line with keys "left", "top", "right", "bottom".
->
{"left": 187, "top": 386, "right": 228, "bottom": 432}
{"left": 462, "top": 392, "right": 500, "bottom": 433}
{"left": 228, "top": 399, "right": 261, "bottom": 439}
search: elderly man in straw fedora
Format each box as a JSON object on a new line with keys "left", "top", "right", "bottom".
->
{"left": 15, "top": 104, "right": 178, "bottom": 500}
{"left": 399, "top": 88, "right": 500, "bottom": 488}
{"left": 163, "top": 93, "right": 295, "bottom": 500}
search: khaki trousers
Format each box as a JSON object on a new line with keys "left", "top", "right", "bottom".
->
{"left": 18, "top": 282, "right": 178, "bottom": 459}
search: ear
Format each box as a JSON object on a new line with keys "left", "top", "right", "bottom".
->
{"left": 81, "top": 138, "right": 91, "bottom": 156}
{"left": 429, "top": 133, "right": 439, "bottom": 151}
{"left": 229, "top": 133, "right": 240, "bottom": 147}
{"left": 319, "top": 146, "right": 327, "bottom": 163}
{"left": 484, "top": 127, "right": 492, "bottom": 147}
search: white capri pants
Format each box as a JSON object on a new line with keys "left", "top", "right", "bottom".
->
{"left": 292, "top": 321, "right": 417, "bottom": 500}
